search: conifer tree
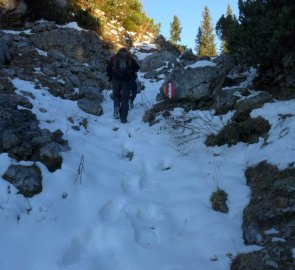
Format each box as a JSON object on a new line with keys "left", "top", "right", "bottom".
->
{"left": 194, "top": 26, "right": 202, "bottom": 54}
{"left": 226, "top": 4, "right": 233, "bottom": 17}
{"left": 197, "top": 6, "right": 216, "bottom": 57}
{"left": 169, "top": 15, "right": 182, "bottom": 44}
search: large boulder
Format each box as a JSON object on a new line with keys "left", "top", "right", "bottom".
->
{"left": 158, "top": 61, "right": 225, "bottom": 101}
{"left": 77, "top": 98, "right": 103, "bottom": 116}
{"left": 140, "top": 51, "right": 178, "bottom": 73}
{"left": 0, "top": 94, "right": 70, "bottom": 172}
{"left": 0, "top": 0, "right": 27, "bottom": 27}
{"left": 2, "top": 164, "right": 42, "bottom": 197}
{"left": 30, "top": 27, "right": 110, "bottom": 69}
{"left": 230, "top": 162, "right": 295, "bottom": 269}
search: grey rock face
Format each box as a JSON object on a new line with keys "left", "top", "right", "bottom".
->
{"left": 30, "top": 29, "right": 109, "bottom": 67}
{"left": 231, "top": 162, "right": 295, "bottom": 270}
{"left": 0, "top": 37, "right": 11, "bottom": 65}
{"left": 2, "top": 164, "right": 42, "bottom": 197}
{"left": 79, "top": 86, "right": 103, "bottom": 100}
{"left": 158, "top": 64, "right": 225, "bottom": 100}
{"left": 140, "top": 51, "right": 178, "bottom": 73}
{"left": 233, "top": 91, "right": 273, "bottom": 122}
{"left": 0, "top": 94, "right": 70, "bottom": 172}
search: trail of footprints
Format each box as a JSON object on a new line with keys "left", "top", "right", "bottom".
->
{"left": 99, "top": 138, "right": 173, "bottom": 249}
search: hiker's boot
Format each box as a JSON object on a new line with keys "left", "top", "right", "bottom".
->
{"left": 113, "top": 107, "right": 120, "bottom": 119}
{"left": 121, "top": 118, "right": 127, "bottom": 124}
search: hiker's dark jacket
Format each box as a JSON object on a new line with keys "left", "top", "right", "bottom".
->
{"left": 106, "top": 55, "right": 140, "bottom": 82}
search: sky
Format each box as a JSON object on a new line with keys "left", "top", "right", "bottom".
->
{"left": 141, "top": 0, "right": 239, "bottom": 52}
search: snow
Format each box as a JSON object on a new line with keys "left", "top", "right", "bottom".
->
{"left": 185, "top": 60, "right": 216, "bottom": 69}
{"left": 2, "top": 29, "right": 32, "bottom": 35}
{"left": 0, "top": 50, "right": 294, "bottom": 270}
{"left": 59, "top": 22, "right": 87, "bottom": 32}
{"left": 264, "top": 228, "right": 279, "bottom": 235}
{"left": 36, "top": 48, "right": 48, "bottom": 57}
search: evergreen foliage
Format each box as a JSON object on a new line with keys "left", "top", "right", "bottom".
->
{"left": 196, "top": 6, "right": 216, "bottom": 57}
{"left": 226, "top": 0, "right": 295, "bottom": 72}
{"left": 74, "top": 0, "right": 160, "bottom": 34}
{"left": 24, "top": 0, "right": 159, "bottom": 35}
{"left": 216, "top": 4, "right": 237, "bottom": 53}
{"left": 194, "top": 26, "right": 202, "bottom": 54}
{"left": 169, "top": 15, "right": 182, "bottom": 44}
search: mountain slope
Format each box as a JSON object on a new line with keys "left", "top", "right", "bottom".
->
{"left": 1, "top": 36, "right": 295, "bottom": 270}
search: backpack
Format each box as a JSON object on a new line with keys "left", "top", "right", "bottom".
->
{"left": 112, "top": 55, "right": 132, "bottom": 79}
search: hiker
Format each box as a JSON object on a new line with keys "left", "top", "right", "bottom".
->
{"left": 0, "top": 37, "right": 11, "bottom": 65}
{"left": 106, "top": 47, "right": 140, "bottom": 123}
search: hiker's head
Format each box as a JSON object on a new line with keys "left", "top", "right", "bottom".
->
{"left": 117, "top": 47, "right": 130, "bottom": 58}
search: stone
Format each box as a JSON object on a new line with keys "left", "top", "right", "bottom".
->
{"left": 205, "top": 116, "right": 270, "bottom": 146}
{"left": 77, "top": 98, "right": 103, "bottom": 116}
{"left": 79, "top": 86, "right": 103, "bottom": 100}
{"left": 158, "top": 64, "right": 225, "bottom": 101}
{"left": 2, "top": 164, "right": 42, "bottom": 197}
{"left": 39, "top": 142, "right": 66, "bottom": 172}
{"left": 140, "top": 51, "right": 178, "bottom": 72}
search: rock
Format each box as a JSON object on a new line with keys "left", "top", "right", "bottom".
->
{"left": 77, "top": 98, "right": 103, "bottom": 116}
{"left": 158, "top": 64, "right": 225, "bottom": 101}
{"left": 0, "top": 94, "right": 70, "bottom": 171}
{"left": 2, "top": 130, "right": 21, "bottom": 150}
{"left": 0, "top": 0, "right": 27, "bottom": 27}
{"left": 0, "top": 76, "right": 15, "bottom": 94}
{"left": 38, "top": 142, "right": 67, "bottom": 172}
{"left": 235, "top": 91, "right": 273, "bottom": 111}
{"left": 214, "top": 87, "right": 242, "bottom": 115}
{"left": 231, "top": 242, "right": 293, "bottom": 270}
{"left": 2, "top": 164, "right": 42, "bottom": 197}
{"left": 140, "top": 51, "right": 178, "bottom": 72}
{"left": 231, "top": 162, "right": 295, "bottom": 269}
{"left": 31, "top": 21, "right": 57, "bottom": 33}
{"left": 154, "top": 35, "right": 181, "bottom": 56}
{"left": 179, "top": 49, "right": 198, "bottom": 65}
{"left": 213, "top": 53, "right": 236, "bottom": 75}
{"left": 30, "top": 28, "right": 110, "bottom": 68}
{"left": 205, "top": 116, "right": 270, "bottom": 146}
{"left": 223, "top": 75, "right": 248, "bottom": 87}
{"left": 79, "top": 86, "right": 103, "bottom": 100}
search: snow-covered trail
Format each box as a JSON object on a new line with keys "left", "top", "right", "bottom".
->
{"left": 1, "top": 70, "right": 294, "bottom": 270}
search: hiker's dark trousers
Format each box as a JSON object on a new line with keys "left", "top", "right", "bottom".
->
{"left": 112, "top": 79, "right": 132, "bottom": 122}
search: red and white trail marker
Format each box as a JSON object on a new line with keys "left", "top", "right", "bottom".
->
{"left": 164, "top": 82, "right": 176, "bottom": 99}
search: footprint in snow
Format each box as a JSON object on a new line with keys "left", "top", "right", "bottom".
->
{"left": 159, "top": 157, "right": 173, "bottom": 171}
{"left": 125, "top": 204, "right": 161, "bottom": 248}
{"left": 121, "top": 175, "right": 141, "bottom": 196}
{"left": 99, "top": 197, "right": 126, "bottom": 222}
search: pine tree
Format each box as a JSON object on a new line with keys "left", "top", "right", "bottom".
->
{"left": 226, "top": 4, "right": 233, "bottom": 17}
{"left": 169, "top": 15, "right": 182, "bottom": 44}
{"left": 194, "top": 26, "right": 202, "bottom": 54}
{"left": 216, "top": 4, "right": 237, "bottom": 54}
{"left": 197, "top": 6, "right": 216, "bottom": 57}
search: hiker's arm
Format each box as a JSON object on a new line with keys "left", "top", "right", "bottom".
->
{"left": 131, "top": 59, "right": 140, "bottom": 73}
